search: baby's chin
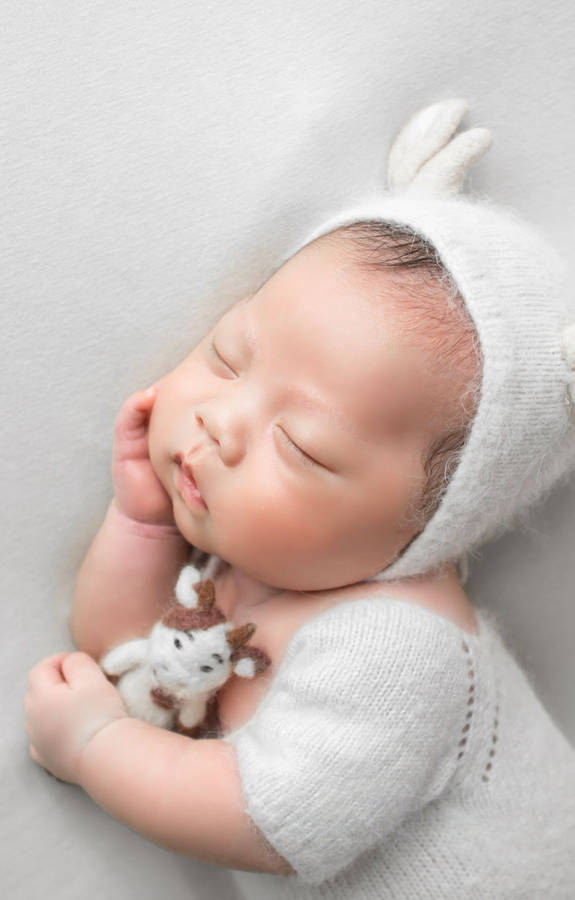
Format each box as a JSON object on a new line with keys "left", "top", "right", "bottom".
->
{"left": 169, "top": 501, "right": 206, "bottom": 547}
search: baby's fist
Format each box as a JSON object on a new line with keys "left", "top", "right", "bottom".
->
{"left": 24, "top": 652, "right": 128, "bottom": 785}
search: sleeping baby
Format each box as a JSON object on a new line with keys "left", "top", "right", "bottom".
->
{"left": 24, "top": 99, "right": 575, "bottom": 898}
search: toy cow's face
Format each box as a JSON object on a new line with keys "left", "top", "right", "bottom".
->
{"left": 147, "top": 620, "right": 233, "bottom": 693}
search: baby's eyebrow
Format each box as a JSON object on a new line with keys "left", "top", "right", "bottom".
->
{"left": 238, "top": 306, "right": 260, "bottom": 361}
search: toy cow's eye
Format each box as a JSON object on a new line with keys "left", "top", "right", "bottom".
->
{"left": 186, "top": 632, "right": 195, "bottom": 641}
{"left": 200, "top": 665, "right": 213, "bottom": 672}
{"left": 212, "top": 653, "right": 224, "bottom": 664}
{"left": 174, "top": 638, "right": 182, "bottom": 650}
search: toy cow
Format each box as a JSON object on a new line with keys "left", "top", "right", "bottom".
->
{"left": 99, "top": 563, "right": 271, "bottom": 738}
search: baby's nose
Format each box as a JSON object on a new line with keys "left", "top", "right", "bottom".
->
{"left": 194, "top": 403, "right": 248, "bottom": 467}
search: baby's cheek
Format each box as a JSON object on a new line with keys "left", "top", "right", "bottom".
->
{"left": 223, "top": 478, "right": 343, "bottom": 570}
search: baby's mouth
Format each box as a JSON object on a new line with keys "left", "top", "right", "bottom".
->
{"left": 174, "top": 455, "right": 208, "bottom": 510}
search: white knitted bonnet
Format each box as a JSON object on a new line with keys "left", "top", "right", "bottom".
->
{"left": 285, "top": 99, "right": 575, "bottom": 585}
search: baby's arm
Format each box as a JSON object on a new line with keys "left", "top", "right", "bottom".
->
{"left": 60, "top": 389, "right": 292, "bottom": 876}
{"left": 70, "top": 387, "right": 193, "bottom": 661}
{"left": 70, "top": 498, "right": 190, "bottom": 662}
{"left": 79, "top": 716, "right": 295, "bottom": 876}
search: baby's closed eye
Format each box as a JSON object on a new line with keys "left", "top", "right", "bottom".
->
{"left": 276, "top": 425, "right": 326, "bottom": 470}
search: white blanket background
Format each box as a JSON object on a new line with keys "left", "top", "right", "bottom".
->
{"left": 2, "top": 1, "right": 574, "bottom": 897}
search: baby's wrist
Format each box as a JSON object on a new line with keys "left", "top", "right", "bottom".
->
{"left": 78, "top": 715, "right": 136, "bottom": 789}
{"left": 110, "top": 499, "right": 184, "bottom": 541}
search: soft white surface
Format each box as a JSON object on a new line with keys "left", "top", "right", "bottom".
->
{"left": 2, "top": 1, "right": 574, "bottom": 897}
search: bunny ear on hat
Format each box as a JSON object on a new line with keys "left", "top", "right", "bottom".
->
{"left": 387, "top": 97, "right": 493, "bottom": 198}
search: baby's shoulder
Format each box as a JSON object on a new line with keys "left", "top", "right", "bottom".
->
{"left": 280, "top": 587, "right": 476, "bottom": 694}
{"left": 218, "top": 573, "right": 482, "bottom": 737}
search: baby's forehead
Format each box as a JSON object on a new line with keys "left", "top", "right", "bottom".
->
{"left": 249, "top": 241, "right": 435, "bottom": 366}
{"left": 258, "top": 236, "right": 433, "bottom": 316}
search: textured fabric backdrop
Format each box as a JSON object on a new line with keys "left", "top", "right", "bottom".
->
{"left": 2, "top": 1, "right": 574, "bottom": 897}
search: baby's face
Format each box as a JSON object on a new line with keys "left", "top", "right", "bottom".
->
{"left": 148, "top": 239, "right": 453, "bottom": 591}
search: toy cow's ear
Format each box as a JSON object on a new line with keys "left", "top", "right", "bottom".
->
{"left": 232, "top": 644, "right": 272, "bottom": 679}
{"left": 560, "top": 322, "right": 575, "bottom": 410}
{"left": 233, "top": 656, "right": 257, "bottom": 679}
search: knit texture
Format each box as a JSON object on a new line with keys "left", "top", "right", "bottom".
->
{"left": 222, "top": 596, "right": 575, "bottom": 899}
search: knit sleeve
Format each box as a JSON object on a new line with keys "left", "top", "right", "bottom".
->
{"left": 222, "top": 597, "right": 471, "bottom": 887}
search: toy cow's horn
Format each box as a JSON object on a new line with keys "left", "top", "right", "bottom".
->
{"left": 226, "top": 622, "right": 256, "bottom": 651}
{"left": 196, "top": 579, "right": 217, "bottom": 612}
{"left": 174, "top": 563, "right": 204, "bottom": 609}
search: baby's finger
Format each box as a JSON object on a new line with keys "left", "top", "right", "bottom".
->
{"left": 139, "top": 376, "right": 165, "bottom": 398}
{"left": 114, "top": 389, "right": 159, "bottom": 439}
{"left": 28, "top": 653, "right": 71, "bottom": 692}
{"left": 61, "top": 651, "right": 107, "bottom": 687}
{"left": 120, "top": 379, "right": 165, "bottom": 419}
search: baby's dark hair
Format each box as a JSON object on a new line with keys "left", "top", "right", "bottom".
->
{"left": 323, "top": 221, "right": 483, "bottom": 541}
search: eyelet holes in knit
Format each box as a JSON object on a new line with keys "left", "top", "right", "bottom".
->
{"left": 457, "top": 640, "right": 475, "bottom": 762}
{"left": 458, "top": 640, "right": 501, "bottom": 783}
{"left": 481, "top": 696, "right": 500, "bottom": 783}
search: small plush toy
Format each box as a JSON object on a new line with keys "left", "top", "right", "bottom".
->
{"left": 99, "top": 563, "right": 271, "bottom": 738}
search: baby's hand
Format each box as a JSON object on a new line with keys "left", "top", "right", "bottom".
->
{"left": 112, "top": 382, "right": 176, "bottom": 527}
{"left": 24, "top": 652, "right": 128, "bottom": 785}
